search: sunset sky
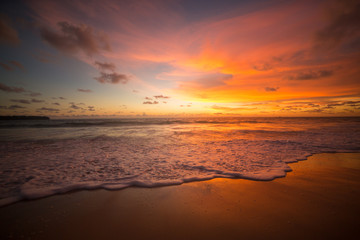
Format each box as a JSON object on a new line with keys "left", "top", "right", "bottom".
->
{"left": 0, "top": 0, "right": 359, "bottom": 117}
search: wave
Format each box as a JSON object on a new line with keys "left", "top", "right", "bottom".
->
{"left": 0, "top": 117, "right": 274, "bottom": 128}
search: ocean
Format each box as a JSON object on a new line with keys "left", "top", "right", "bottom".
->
{"left": 0, "top": 117, "right": 359, "bottom": 206}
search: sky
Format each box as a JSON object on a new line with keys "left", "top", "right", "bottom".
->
{"left": 0, "top": 0, "right": 359, "bottom": 118}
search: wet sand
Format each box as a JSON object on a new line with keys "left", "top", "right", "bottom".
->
{"left": 0, "top": 153, "right": 359, "bottom": 240}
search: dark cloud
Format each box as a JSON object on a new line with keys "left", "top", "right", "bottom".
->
{"left": 59, "top": 97, "right": 66, "bottom": 100}
{"left": 265, "top": 87, "right": 279, "bottom": 92}
{"left": 88, "top": 106, "right": 95, "bottom": 111}
{"left": 314, "top": 0, "right": 360, "bottom": 50}
{"left": 70, "top": 103, "right": 82, "bottom": 110}
{"left": 94, "top": 72, "right": 130, "bottom": 84}
{"left": 10, "top": 99, "right": 30, "bottom": 104}
{"left": 0, "top": 83, "right": 26, "bottom": 93}
{"left": 307, "top": 103, "right": 320, "bottom": 107}
{"left": 27, "top": 92, "right": 42, "bottom": 97}
{"left": 143, "top": 101, "right": 159, "bottom": 104}
{"left": 52, "top": 102, "right": 60, "bottom": 106}
{"left": 154, "top": 95, "right": 170, "bottom": 99}
{"left": 253, "top": 63, "right": 272, "bottom": 71}
{"left": 9, "top": 61, "right": 24, "bottom": 70}
{"left": 303, "top": 108, "right": 324, "bottom": 113}
{"left": 8, "top": 105, "right": 25, "bottom": 110}
{"left": 31, "top": 98, "right": 45, "bottom": 103}
{"left": 0, "top": 14, "right": 20, "bottom": 46}
{"left": 77, "top": 88, "right": 92, "bottom": 93}
{"left": 145, "top": 97, "right": 153, "bottom": 100}
{"left": 40, "top": 21, "right": 110, "bottom": 56}
{"left": 94, "top": 61, "right": 116, "bottom": 72}
{"left": 0, "top": 62, "right": 12, "bottom": 71}
{"left": 37, "top": 107, "right": 59, "bottom": 112}
{"left": 286, "top": 70, "right": 333, "bottom": 80}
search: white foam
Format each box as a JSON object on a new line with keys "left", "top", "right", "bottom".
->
{"left": 0, "top": 117, "right": 359, "bottom": 207}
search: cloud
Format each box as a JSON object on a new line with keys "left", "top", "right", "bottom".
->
{"left": 8, "top": 105, "right": 25, "bottom": 110}
{"left": 27, "top": 92, "right": 42, "bottom": 97}
{"left": 77, "top": 88, "right": 92, "bottom": 93}
{"left": 286, "top": 70, "right": 333, "bottom": 80}
{"left": 314, "top": 0, "right": 360, "bottom": 50}
{"left": 190, "top": 73, "right": 233, "bottom": 89}
{"left": 70, "top": 103, "right": 82, "bottom": 109}
{"left": 0, "top": 61, "right": 24, "bottom": 71}
{"left": 31, "top": 98, "right": 45, "bottom": 103}
{"left": 94, "top": 72, "right": 130, "bottom": 84}
{"left": 10, "top": 99, "right": 31, "bottom": 104}
{"left": 145, "top": 97, "right": 153, "bottom": 100}
{"left": 94, "top": 61, "right": 116, "bottom": 71}
{"left": 0, "top": 62, "right": 12, "bottom": 71}
{"left": 0, "top": 83, "right": 26, "bottom": 93}
{"left": 88, "top": 106, "right": 95, "bottom": 111}
{"left": 9, "top": 61, "right": 24, "bottom": 70}
{"left": 37, "top": 107, "right": 59, "bottom": 112}
{"left": 52, "top": 102, "right": 60, "bottom": 106}
{"left": 253, "top": 63, "right": 273, "bottom": 71}
{"left": 0, "top": 14, "right": 20, "bottom": 46}
{"left": 40, "top": 21, "right": 110, "bottom": 56}
{"left": 211, "top": 105, "right": 257, "bottom": 111}
{"left": 143, "top": 101, "right": 159, "bottom": 104}
{"left": 265, "top": 87, "right": 279, "bottom": 92}
{"left": 154, "top": 95, "right": 170, "bottom": 99}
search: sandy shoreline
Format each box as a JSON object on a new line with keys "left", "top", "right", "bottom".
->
{"left": 0, "top": 153, "right": 359, "bottom": 240}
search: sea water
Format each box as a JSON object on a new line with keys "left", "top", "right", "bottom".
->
{"left": 0, "top": 117, "right": 359, "bottom": 206}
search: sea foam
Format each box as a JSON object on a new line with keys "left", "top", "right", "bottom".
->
{"left": 0, "top": 117, "right": 359, "bottom": 206}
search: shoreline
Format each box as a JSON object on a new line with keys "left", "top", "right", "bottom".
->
{"left": 1, "top": 151, "right": 358, "bottom": 208}
{"left": 1, "top": 152, "right": 359, "bottom": 239}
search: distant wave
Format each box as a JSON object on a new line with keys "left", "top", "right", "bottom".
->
{"left": 0, "top": 117, "right": 272, "bottom": 128}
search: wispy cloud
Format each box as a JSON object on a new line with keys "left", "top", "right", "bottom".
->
{"left": 314, "top": 0, "right": 360, "bottom": 50}
{"left": 0, "top": 14, "right": 20, "bottom": 46}
{"left": 0, "top": 62, "right": 13, "bottom": 71}
{"left": 10, "top": 99, "right": 30, "bottom": 104}
{"left": 211, "top": 105, "right": 257, "bottom": 111}
{"left": 265, "top": 87, "right": 279, "bottom": 92}
{"left": 8, "top": 105, "right": 25, "bottom": 110}
{"left": 143, "top": 101, "right": 159, "bottom": 104}
{"left": 77, "top": 88, "right": 92, "bottom": 93}
{"left": 37, "top": 107, "right": 59, "bottom": 112}
{"left": 94, "top": 61, "right": 116, "bottom": 71}
{"left": 286, "top": 70, "right": 333, "bottom": 81}
{"left": 9, "top": 61, "right": 24, "bottom": 70}
{"left": 0, "top": 83, "right": 26, "bottom": 93}
{"left": 31, "top": 98, "right": 45, "bottom": 103}
{"left": 154, "top": 95, "right": 170, "bottom": 99}
{"left": 40, "top": 21, "right": 110, "bottom": 56}
{"left": 70, "top": 103, "right": 82, "bottom": 109}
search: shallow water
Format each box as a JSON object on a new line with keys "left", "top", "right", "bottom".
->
{"left": 0, "top": 117, "right": 359, "bottom": 206}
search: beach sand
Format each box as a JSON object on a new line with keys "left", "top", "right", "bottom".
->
{"left": 0, "top": 153, "right": 359, "bottom": 240}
